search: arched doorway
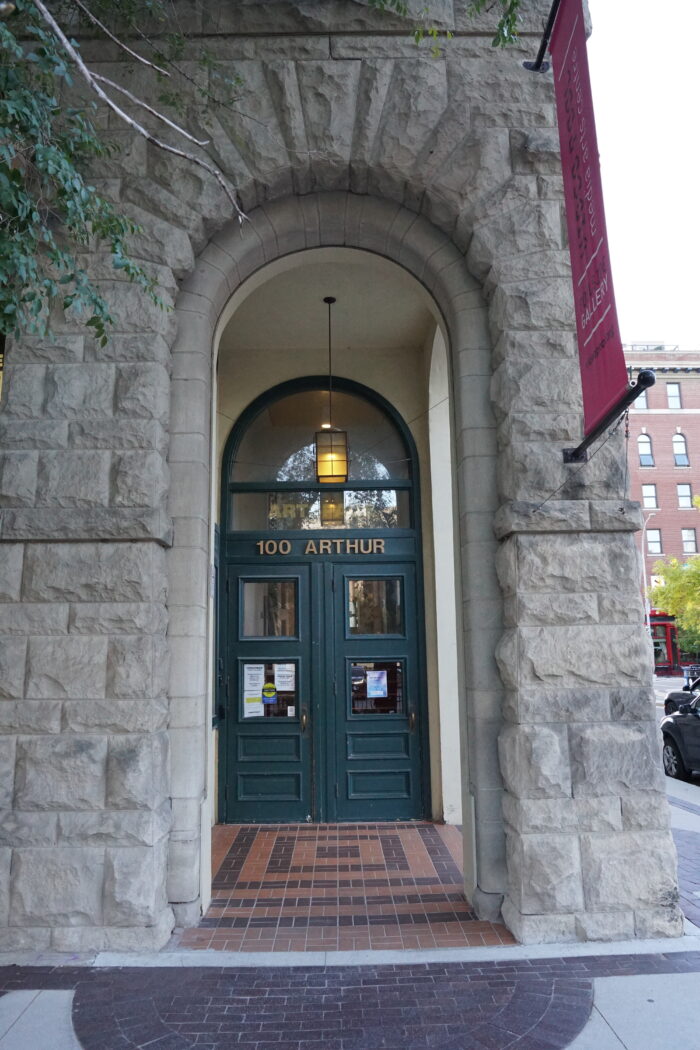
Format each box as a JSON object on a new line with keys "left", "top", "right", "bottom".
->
{"left": 218, "top": 378, "right": 430, "bottom": 823}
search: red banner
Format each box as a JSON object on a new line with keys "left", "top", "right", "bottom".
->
{"left": 550, "top": 0, "right": 628, "bottom": 435}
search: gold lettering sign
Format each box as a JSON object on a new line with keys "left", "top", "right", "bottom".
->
{"left": 256, "top": 539, "right": 385, "bottom": 556}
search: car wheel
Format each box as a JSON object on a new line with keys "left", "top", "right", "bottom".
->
{"left": 662, "top": 737, "right": 688, "bottom": 780}
{"left": 665, "top": 698, "right": 680, "bottom": 715}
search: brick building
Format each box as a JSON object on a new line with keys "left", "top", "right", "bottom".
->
{"left": 626, "top": 344, "right": 700, "bottom": 599}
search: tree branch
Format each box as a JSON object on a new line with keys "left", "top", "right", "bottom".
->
{"left": 92, "top": 73, "right": 210, "bottom": 148}
{"left": 69, "top": 0, "right": 171, "bottom": 77}
{"left": 32, "top": 0, "right": 246, "bottom": 222}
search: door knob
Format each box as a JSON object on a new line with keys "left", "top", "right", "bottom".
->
{"left": 301, "top": 711, "right": 308, "bottom": 732}
{"left": 409, "top": 711, "right": 416, "bottom": 732}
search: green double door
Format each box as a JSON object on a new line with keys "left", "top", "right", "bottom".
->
{"left": 220, "top": 556, "right": 426, "bottom": 823}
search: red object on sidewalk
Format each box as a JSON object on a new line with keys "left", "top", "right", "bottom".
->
{"left": 550, "top": 0, "right": 628, "bottom": 435}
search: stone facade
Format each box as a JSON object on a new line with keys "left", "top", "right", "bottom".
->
{"left": 0, "top": 0, "right": 681, "bottom": 947}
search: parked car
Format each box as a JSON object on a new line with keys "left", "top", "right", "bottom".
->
{"left": 663, "top": 674, "right": 700, "bottom": 716}
{"left": 661, "top": 698, "right": 700, "bottom": 779}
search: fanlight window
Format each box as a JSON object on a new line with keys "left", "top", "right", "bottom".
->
{"left": 227, "top": 387, "right": 412, "bottom": 532}
{"left": 638, "top": 434, "right": 654, "bottom": 467}
{"left": 673, "top": 433, "right": 689, "bottom": 467}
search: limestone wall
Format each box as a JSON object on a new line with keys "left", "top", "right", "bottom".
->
{"left": 0, "top": 0, "right": 681, "bottom": 946}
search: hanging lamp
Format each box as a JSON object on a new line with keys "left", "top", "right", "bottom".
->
{"left": 315, "top": 296, "right": 348, "bottom": 484}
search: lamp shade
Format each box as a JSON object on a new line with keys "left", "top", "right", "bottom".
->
{"left": 315, "top": 429, "right": 348, "bottom": 483}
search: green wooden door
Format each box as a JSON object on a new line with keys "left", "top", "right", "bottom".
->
{"left": 328, "top": 562, "right": 424, "bottom": 820}
{"left": 222, "top": 553, "right": 426, "bottom": 822}
{"left": 223, "top": 563, "right": 314, "bottom": 822}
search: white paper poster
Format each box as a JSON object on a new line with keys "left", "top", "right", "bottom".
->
{"left": 366, "top": 669, "right": 388, "bottom": 698}
{"left": 244, "top": 664, "right": 265, "bottom": 692}
{"left": 243, "top": 692, "right": 264, "bottom": 718}
{"left": 274, "top": 663, "right": 296, "bottom": 692}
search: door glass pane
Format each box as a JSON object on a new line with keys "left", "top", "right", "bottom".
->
{"left": 231, "top": 489, "right": 409, "bottom": 530}
{"left": 348, "top": 578, "right": 402, "bottom": 635}
{"left": 241, "top": 660, "right": 298, "bottom": 718}
{"left": 241, "top": 579, "right": 297, "bottom": 637}
{"left": 351, "top": 660, "right": 404, "bottom": 715}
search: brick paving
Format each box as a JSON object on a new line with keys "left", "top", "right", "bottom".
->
{"left": 176, "top": 823, "right": 515, "bottom": 952}
{"left": 6, "top": 953, "right": 700, "bottom": 1049}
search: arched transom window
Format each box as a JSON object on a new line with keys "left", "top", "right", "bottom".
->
{"left": 226, "top": 385, "right": 414, "bottom": 531}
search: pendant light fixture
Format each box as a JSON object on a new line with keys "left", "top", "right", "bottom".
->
{"left": 315, "top": 296, "right": 348, "bottom": 484}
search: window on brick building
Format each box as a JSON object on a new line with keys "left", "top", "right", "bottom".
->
{"left": 647, "top": 529, "right": 662, "bottom": 554}
{"left": 678, "top": 483, "right": 693, "bottom": 509}
{"left": 682, "top": 528, "right": 697, "bottom": 554}
{"left": 638, "top": 434, "right": 654, "bottom": 466}
{"left": 673, "top": 433, "right": 690, "bottom": 467}
{"left": 642, "top": 484, "right": 658, "bottom": 508}
{"left": 635, "top": 387, "right": 648, "bottom": 409}
{"left": 667, "top": 382, "right": 682, "bottom": 409}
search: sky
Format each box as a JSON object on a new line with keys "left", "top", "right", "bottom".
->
{"left": 587, "top": 0, "right": 698, "bottom": 351}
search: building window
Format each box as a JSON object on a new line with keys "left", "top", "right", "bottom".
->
{"left": 635, "top": 387, "right": 648, "bottom": 409}
{"left": 673, "top": 433, "right": 690, "bottom": 467}
{"left": 642, "top": 484, "right": 658, "bottom": 508}
{"left": 638, "top": 434, "right": 654, "bottom": 466}
{"left": 647, "top": 529, "right": 662, "bottom": 555}
{"left": 678, "top": 483, "right": 693, "bottom": 509}
{"left": 682, "top": 528, "right": 697, "bottom": 554}
{"left": 667, "top": 382, "right": 682, "bottom": 409}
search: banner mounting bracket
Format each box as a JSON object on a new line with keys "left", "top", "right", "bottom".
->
{"left": 562, "top": 369, "right": 655, "bottom": 463}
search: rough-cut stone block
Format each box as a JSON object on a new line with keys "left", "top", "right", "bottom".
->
{"left": 500, "top": 898, "right": 576, "bottom": 944}
{"left": 0, "top": 639, "right": 27, "bottom": 698}
{"left": 7, "top": 334, "right": 84, "bottom": 363}
{"left": 590, "top": 500, "right": 643, "bottom": 532}
{"left": 69, "top": 419, "right": 168, "bottom": 452}
{"left": 0, "top": 420, "right": 69, "bottom": 450}
{"left": 50, "top": 907, "right": 173, "bottom": 951}
{"left": 115, "top": 364, "right": 170, "bottom": 423}
{"left": 11, "top": 848, "right": 104, "bottom": 926}
{"left": 104, "top": 843, "right": 167, "bottom": 925}
{"left": 502, "top": 795, "right": 622, "bottom": 835}
{"left": 44, "top": 364, "right": 115, "bottom": 419}
{"left": 621, "top": 793, "right": 670, "bottom": 831}
{"left": 0, "top": 544, "right": 23, "bottom": 601}
{"left": 68, "top": 602, "right": 167, "bottom": 636}
{"left": 570, "top": 725, "right": 664, "bottom": 797}
{"left": 610, "top": 687, "right": 656, "bottom": 721}
{"left": 0, "top": 603, "right": 69, "bottom": 636}
{"left": 574, "top": 911, "right": 635, "bottom": 942}
{"left": 106, "top": 636, "right": 156, "bottom": 699}
{"left": 634, "top": 906, "right": 684, "bottom": 938}
{"left": 167, "top": 832, "right": 201, "bottom": 903}
{"left": 494, "top": 500, "right": 591, "bottom": 539}
{"left": 0, "top": 811, "right": 58, "bottom": 847}
{"left": 111, "top": 451, "right": 169, "bottom": 509}
{"left": 506, "top": 832, "right": 583, "bottom": 913}
{"left": 580, "top": 831, "right": 680, "bottom": 912}
{"left": 498, "top": 724, "right": 571, "bottom": 798}
{"left": 15, "top": 736, "right": 108, "bottom": 810}
{"left": 36, "top": 451, "right": 110, "bottom": 507}
{"left": 510, "top": 128, "right": 561, "bottom": 174}
{"left": 514, "top": 625, "right": 649, "bottom": 687}
{"left": 59, "top": 803, "right": 170, "bottom": 847}
{"left": 23, "top": 542, "right": 166, "bottom": 603}
{"left": 0, "top": 365, "right": 46, "bottom": 419}
{"left": 0, "top": 701, "right": 61, "bottom": 735}
{"left": 26, "top": 636, "right": 107, "bottom": 699}
{"left": 106, "top": 732, "right": 168, "bottom": 810}
{"left": 502, "top": 685, "right": 611, "bottom": 724}
{"left": 0, "top": 849, "right": 12, "bottom": 926}
{"left": 0, "top": 452, "right": 38, "bottom": 507}
{"left": 63, "top": 699, "right": 168, "bottom": 734}
{"left": 514, "top": 534, "right": 638, "bottom": 595}
{"left": 0, "top": 739, "right": 16, "bottom": 810}
{"left": 508, "top": 592, "right": 598, "bottom": 627}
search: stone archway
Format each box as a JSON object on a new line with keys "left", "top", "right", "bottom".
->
{"left": 166, "top": 192, "right": 504, "bottom": 924}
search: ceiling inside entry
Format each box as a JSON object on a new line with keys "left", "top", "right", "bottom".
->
{"left": 218, "top": 251, "right": 436, "bottom": 356}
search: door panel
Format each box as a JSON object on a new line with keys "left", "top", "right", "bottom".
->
{"left": 223, "top": 564, "right": 312, "bottom": 822}
{"left": 331, "top": 563, "right": 424, "bottom": 820}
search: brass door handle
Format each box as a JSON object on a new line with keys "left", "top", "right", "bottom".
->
{"left": 409, "top": 711, "right": 416, "bottom": 732}
{"left": 301, "top": 711, "right": 308, "bottom": 733}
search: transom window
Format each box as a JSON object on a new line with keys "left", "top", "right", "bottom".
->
{"left": 647, "top": 529, "right": 662, "bottom": 555}
{"left": 682, "top": 528, "right": 697, "bottom": 554}
{"left": 641, "top": 484, "right": 657, "bottom": 509}
{"left": 678, "top": 483, "right": 693, "bottom": 509}
{"left": 667, "top": 382, "right": 682, "bottom": 409}
{"left": 227, "top": 385, "right": 413, "bottom": 532}
{"left": 638, "top": 434, "right": 654, "bottom": 467}
{"left": 673, "top": 433, "right": 690, "bottom": 467}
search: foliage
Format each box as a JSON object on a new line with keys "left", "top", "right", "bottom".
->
{"left": 1, "top": 0, "right": 521, "bottom": 344}
{"left": 650, "top": 557, "right": 700, "bottom": 642}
